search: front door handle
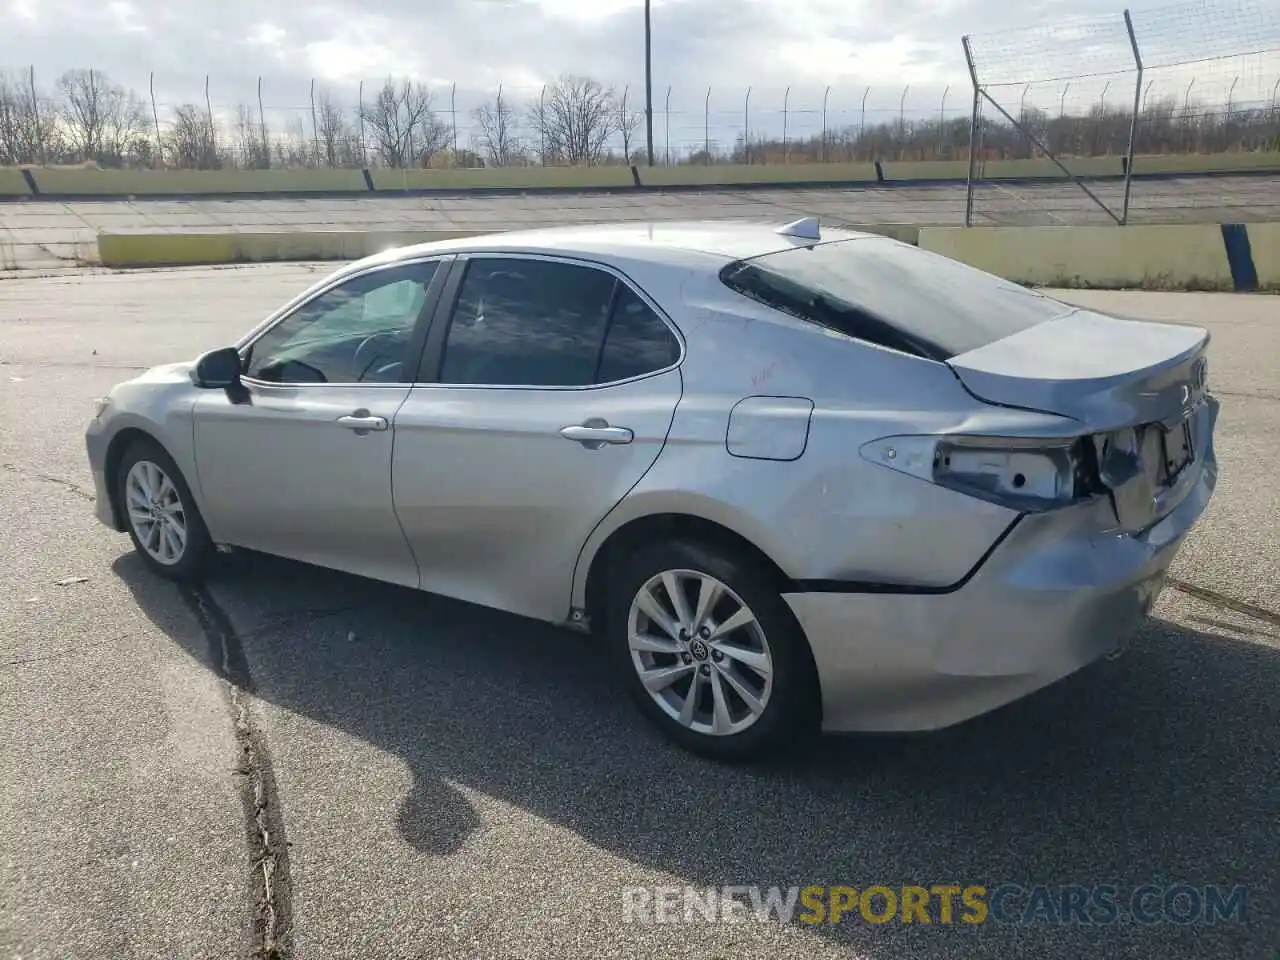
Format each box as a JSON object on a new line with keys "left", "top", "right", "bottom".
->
{"left": 560, "top": 420, "right": 634, "bottom": 448}
{"left": 336, "top": 411, "right": 388, "bottom": 433}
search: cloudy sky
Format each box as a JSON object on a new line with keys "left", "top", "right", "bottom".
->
{"left": 1, "top": 0, "right": 1274, "bottom": 151}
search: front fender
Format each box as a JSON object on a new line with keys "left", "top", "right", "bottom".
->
{"left": 87, "top": 372, "right": 204, "bottom": 532}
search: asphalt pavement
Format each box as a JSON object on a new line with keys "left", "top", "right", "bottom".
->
{"left": 1, "top": 265, "right": 1277, "bottom": 959}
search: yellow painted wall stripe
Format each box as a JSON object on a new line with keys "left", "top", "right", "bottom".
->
{"left": 918, "top": 224, "right": 1236, "bottom": 290}
{"left": 96, "top": 230, "right": 486, "bottom": 268}
{"left": 1245, "top": 222, "right": 1280, "bottom": 290}
{"left": 30, "top": 168, "right": 370, "bottom": 196}
{"left": 368, "top": 167, "right": 635, "bottom": 191}
{"left": 0, "top": 168, "right": 32, "bottom": 197}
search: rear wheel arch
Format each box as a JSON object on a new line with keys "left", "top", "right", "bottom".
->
{"left": 592, "top": 515, "right": 825, "bottom": 757}
{"left": 583, "top": 512, "right": 800, "bottom": 632}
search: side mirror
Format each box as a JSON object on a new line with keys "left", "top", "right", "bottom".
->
{"left": 191, "top": 346, "right": 243, "bottom": 389}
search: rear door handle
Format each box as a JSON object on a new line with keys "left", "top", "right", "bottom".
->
{"left": 336, "top": 412, "right": 388, "bottom": 433}
{"left": 560, "top": 421, "right": 634, "bottom": 448}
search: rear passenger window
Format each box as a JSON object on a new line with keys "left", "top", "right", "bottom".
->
{"left": 597, "top": 286, "right": 681, "bottom": 382}
{"left": 438, "top": 257, "right": 680, "bottom": 387}
{"left": 439, "top": 258, "right": 615, "bottom": 386}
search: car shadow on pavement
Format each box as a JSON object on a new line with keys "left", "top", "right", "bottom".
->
{"left": 115, "top": 550, "right": 1279, "bottom": 959}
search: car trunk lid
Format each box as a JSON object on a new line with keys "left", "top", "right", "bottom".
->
{"left": 945, "top": 309, "right": 1214, "bottom": 532}
{"left": 945, "top": 308, "right": 1209, "bottom": 431}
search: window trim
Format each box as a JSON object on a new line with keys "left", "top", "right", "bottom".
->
{"left": 415, "top": 251, "right": 686, "bottom": 392}
{"left": 234, "top": 254, "right": 455, "bottom": 389}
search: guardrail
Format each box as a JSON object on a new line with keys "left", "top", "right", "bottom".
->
{"left": 5, "top": 151, "right": 1280, "bottom": 200}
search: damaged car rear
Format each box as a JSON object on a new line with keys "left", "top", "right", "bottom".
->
{"left": 720, "top": 233, "right": 1219, "bottom": 740}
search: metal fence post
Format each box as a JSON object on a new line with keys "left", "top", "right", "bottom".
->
{"left": 1271, "top": 78, "right": 1280, "bottom": 148}
{"left": 204, "top": 75, "right": 215, "bottom": 167}
{"left": 704, "top": 86, "right": 711, "bottom": 163}
{"left": 310, "top": 78, "right": 320, "bottom": 167}
{"left": 782, "top": 85, "right": 790, "bottom": 163}
{"left": 1122, "top": 9, "right": 1143, "bottom": 224}
{"left": 149, "top": 72, "right": 163, "bottom": 167}
{"left": 899, "top": 85, "right": 909, "bottom": 156}
{"left": 962, "top": 35, "right": 980, "bottom": 226}
{"left": 664, "top": 86, "right": 671, "bottom": 165}
{"left": 822, "top": 85, "right": 830, "bottom": 161}
{"left": 939, "top": 84, "right": 949, "bottom": 157}
{"left": 357, "top": 80, "right": 366, "bottom": 167}
{"left": 257, "top": 77, "right": 267, "bottom": 167}
{"left": 29, "top": 67, "right": 45, "bottom": 164}
{"left": 622, "top": 86, "right": 630, "bottom": 159}
{"left": 1020, "top": 84, "right": 1031, "bottom": 158}
{"left": 859, "top": 86, "right": 870, "bottom": 152}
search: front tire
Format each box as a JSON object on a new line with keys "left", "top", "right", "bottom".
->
{"left": 607, "top": 539, "right": 820, "bottom": 761}
{"left": 115, "top": 438, "right": 214, "bottom": 581}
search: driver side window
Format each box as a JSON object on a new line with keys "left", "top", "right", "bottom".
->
{"left": 243, "top": 260, "right": 439, "bottom": 384}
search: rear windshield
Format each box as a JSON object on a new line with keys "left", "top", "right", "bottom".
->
{"left": 719, "top": 236, "right": 1076, "bottom": 360}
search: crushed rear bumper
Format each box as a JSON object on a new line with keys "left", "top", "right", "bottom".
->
{"left": 784, "top": 401, "right": 1217, "bottom": 733}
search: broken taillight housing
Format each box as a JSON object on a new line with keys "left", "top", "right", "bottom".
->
{"left": 860, "top": 434, "right": 1104, "bottom": 512}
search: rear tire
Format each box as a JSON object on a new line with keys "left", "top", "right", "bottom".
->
{"left": 115, "top": 438, "right": 215, "bottom": 581}
{"left": 606, "top": 538, "right": 820, "bottom": 761}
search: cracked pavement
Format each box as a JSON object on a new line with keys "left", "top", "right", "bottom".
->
{"left": 1, "top": 265, "right": 1277, "bottom": 959}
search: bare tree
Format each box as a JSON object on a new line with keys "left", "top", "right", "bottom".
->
{"left": 56, "top": 69, "right": 147, "bottom": 166}
{"left": 314, "top": 90, "right": 354, "bottom": 167}
{"left": 526, "top": 75, "right": 618, "bottom": 165}
{"left": 0, "top": 70, "right": 57, "bottom": 164}
{"left": 165, "top": 103, "right": 218, "bottom": 169}
{"left": 359, "top": 78, "right": 452, "bottom": 168}
{"left": 472, "top": 87, "right": 517, "bottom": 167}
{"left": 235, "top": 103, "right": 270, "bottom": 169}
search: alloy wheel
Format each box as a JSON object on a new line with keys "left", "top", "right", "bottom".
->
{"left": 124, "top": 459, "right": 188, "bottom": 566}
{"left": 627, "top": 568, "right": 774, "bottom": 737}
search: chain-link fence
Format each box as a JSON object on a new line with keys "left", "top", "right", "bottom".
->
{"left": 1, "top": 0, "right": 1277, "bottom": 173}
{"left": 962, "top": 0, "right": 1280, "bottom": 224}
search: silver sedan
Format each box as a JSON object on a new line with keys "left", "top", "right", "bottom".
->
{"left": 85, "top": 220, "right": 1219, "bottom": 760}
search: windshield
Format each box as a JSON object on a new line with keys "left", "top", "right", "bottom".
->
{"left": 719, "top": 236, "right": 1077, "bottom": 360}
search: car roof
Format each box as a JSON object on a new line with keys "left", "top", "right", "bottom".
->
{"left": 354, "top": 220, "right": 878, "bottom": 275}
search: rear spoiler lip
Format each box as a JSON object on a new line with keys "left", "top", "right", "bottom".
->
{"left": 943, "top": 314, "right": 1210, "bottom": 434}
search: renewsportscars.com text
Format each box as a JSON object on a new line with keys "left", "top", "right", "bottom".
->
{"left": 622, "top": 884, "right": 1249, "bottom": 927}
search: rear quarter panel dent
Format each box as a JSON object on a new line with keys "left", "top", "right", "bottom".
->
{"left": 572, "top": 419, "right": 1019, "bottom": 608}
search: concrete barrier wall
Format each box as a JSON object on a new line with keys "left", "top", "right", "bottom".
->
{"left": 880, "top": 157, "right": 1125, "bottom": 181}
{"left": 1245, "top": 222, "right": 1280, "bottom": 289}
{"left": 96, "top": 229, "right": 485, "bottom": 268}
{"left": 7, "top": 150, "right": 1279, "bottom": 200}
{"left": 0, "top": 168, "right": 31, "bottom": 198}
{"left": 1134, "top": 152, "right": 1280, "bottom": 175}
{"left": 918, "top": 224, "right": 1239, "bottom": 291}
{"left": 93, "top": 221, "right": 1280, "bottom": 290}
{"left": 96, "top": 224, "right": 919, "bottom": 268}
{"left": 31, "top": 168, "right": 370, "bottom": 197}
{"left": 638, "top": 162, "right": 879, "bottom": 186}
{"left": 842, "top": 223, "right": 921, "bottom": 244}
{"left": 369, "top": 166, "right": 635, "bottom": 191}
